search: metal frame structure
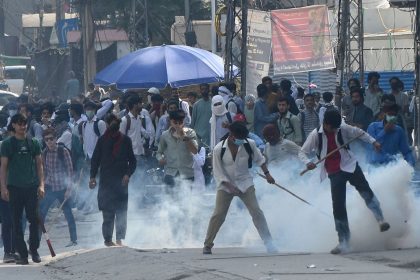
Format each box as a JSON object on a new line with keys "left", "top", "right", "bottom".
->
{"left": 224, "top": 0, "right": 248, "bottom": 95}
{"left": 129, "top": 0, "right": 149, "bottom": 51}
{"left": 415, "top": 0, "right": 420, "bottom": 146}
{"left": 336, "top": 0, "right": 364, "bottom": 95}
{"left": 346, "top": 0, "right": 364, "bottom": 85}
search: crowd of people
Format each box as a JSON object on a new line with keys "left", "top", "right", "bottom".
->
{"left": 0, "top": 72, "right": 416, "bottom": 264}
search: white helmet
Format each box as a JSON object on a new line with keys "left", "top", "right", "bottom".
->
{"left": 147, "top": 87, "right": 160, "bottom": 95}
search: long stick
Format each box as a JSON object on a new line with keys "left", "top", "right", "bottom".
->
{"left": 258, "top": 173, "right": 312, "bottom": 205}
{"left": 38, "top": 215, "right": 56, "bottom": 257}
{"left": 258, "top": 173, "right": 331, "bottom": 218}
{"left": 48, "top": 168, "right": 84, "bottom": 229}
{"left": 300, "top": 133, "right": 364, "bottom": 176}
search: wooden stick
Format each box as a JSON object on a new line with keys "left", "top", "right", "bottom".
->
{"left": 258, "top": 173, "right": 331, "bottom": 218}
{"left": 300, "top": 133, "right": 364, "bottom": 176}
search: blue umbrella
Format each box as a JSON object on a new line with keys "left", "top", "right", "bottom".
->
{"left": 94, "top": 45, "right": 235, "bottom": 89}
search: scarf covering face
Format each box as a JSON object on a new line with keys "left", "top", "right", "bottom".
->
{"left": 210, "top": 95, "right": 228, "bottom": 149}
{"left": 104, "top": 129, "right": 123, "bottom": 158}
{"left": 218, "top": 86, "right": 232, "bottom": 105}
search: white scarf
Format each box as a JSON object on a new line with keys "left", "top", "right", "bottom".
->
{"left": 210, "top": 95, "right": 228, "bottom": 150}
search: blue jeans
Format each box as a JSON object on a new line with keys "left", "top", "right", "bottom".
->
{"left": 40, "top": 187, "right": 77, "bottom": 242}
{"left": 0, "top": 198, "right": 15, "bottom": 254}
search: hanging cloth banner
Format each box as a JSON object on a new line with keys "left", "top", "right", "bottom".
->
{"left": 271, "top": 5, "right": 335, "bottom": 74}
{"left": 246, "top": 9, "right": 272, "bottom": 95}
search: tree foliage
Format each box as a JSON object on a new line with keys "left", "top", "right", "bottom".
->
{"left": 86, "top": 0, "right": 210, "bottom": 45}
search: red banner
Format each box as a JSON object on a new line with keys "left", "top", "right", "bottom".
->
{"left": 271, "top": 5, "right": 335, "bottom": 74}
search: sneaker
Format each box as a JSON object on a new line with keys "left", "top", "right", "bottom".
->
{"left": 380, "top": 222, "right": 390, "bottom": 232}
{"left": 16, "top": 257, "right": 29, "bottom": 265}
{"left": 31, "top": 250, "right": 41, "bottom": 263}
{"left": 65, "top": 241, "right": 78, "bottom": 247}
{"left": 116, "top": 240, "right": 124, "bottom": 246}
{"left": 3, "top": 252, "right": 16, "bottom": 263}
{"left": 330, "top": 242, "right": 350, "bottom": 255}
{"left": 202, "top": 246, "right": 212, "bottom": 255}
{"left": 104, "top": 241, "right": 117, "bottom": 247}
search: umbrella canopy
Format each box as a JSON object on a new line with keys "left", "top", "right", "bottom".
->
{"left": 94, "top": 45, "right": 234, "bottom": 89}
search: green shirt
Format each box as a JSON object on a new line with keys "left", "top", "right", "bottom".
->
{"left": 1, "top": 136, "right": 41, "bottom": 188}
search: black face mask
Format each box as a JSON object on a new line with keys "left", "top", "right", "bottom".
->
{"left": 390, "top": 83, "right": 399, "bottom": 91}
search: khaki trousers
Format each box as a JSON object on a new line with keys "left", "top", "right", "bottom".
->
{"left": 204, "top": 186, "right": 272, "bottom": 248}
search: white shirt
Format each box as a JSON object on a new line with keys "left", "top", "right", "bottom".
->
{"left": 264, "top": 139, "right": 301, "bottom": 164}
{"left": 192, "top": 147, "right": 206, "bottom": 192}
{"left": 120, "top": 112, "right": 147, "bottom": 156}
{"left": 57, "top": 129, "right": 72, "bottom": 151}
{"left": 210, "top": 113, "right": 235, "bottom": 149}
{"left": 82, "top": 117, "right": 106, "bottom": 159}
{"left": 140, "top": 108, "right": 155, "bottom": 146}
{"left": 299, "top": 123, "right": 375, "bottom": 181}
{"left": 213, "top": 138, "right": 266, "bottom": 193}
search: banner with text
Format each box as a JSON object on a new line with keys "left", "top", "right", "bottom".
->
{"left": 271, "top": 5, "right": 335, "bottom": 75}
{"left": 246, "top": 9, "right": 272, "bottom": 94}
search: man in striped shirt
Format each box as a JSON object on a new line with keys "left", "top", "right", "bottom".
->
{"left": 298, "top": 94, "right": 319, "bottom": 141}
{"left": 39, "top": 128, "right": 77, "bottom": 247}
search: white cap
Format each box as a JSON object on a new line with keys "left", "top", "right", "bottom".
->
{"left": 147, "top": 87, "right": 160, "bottom": 95}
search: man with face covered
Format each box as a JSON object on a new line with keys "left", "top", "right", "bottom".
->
{"left": 156, "top": 110, "right": 198, "bottom": 188}
{"left": 210, "top": 95, "right": 235, "bottom": 150}
{"left": 80, "top": 101, "right": 107, "bottom": 160}
{"left": 89, "top": 114, "right": 136, "bottom": 247}
{"left": 203, "top": 121, "right": 277, "bottom": 255}
{"left": 367, "top": 103, "right": 415, "bottom": 167}
{"left": 262, "top": 124, "right": 301, "bottom": 164}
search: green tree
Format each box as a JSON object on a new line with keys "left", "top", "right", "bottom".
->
{"left": 86, "top": 0, "right": 210, "bottom": 45}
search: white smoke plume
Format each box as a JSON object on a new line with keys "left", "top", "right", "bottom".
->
{"left": 78, "top": 155, "right": 420, "bottom": 253}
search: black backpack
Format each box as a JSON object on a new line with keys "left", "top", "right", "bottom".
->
{"left": 226, "top": 98, "right": 242, "bottom": 114}
{"left": 316, "top": 126, "right": 349, "bottom": 159}
{"left": 10, "top": 136, "right": 37, "bottom": 161}
{"left": 220, "top": 137, "right": 253, "bottom": 168}
{"left": 78, "top": 120, "right": 100, "bottom": 143}
{"left": 42, "top": 143, "right": 68, "bottom": 169}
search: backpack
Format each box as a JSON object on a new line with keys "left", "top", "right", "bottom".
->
{"left": 316, "top": 126, "right": 349, "bottom": 159}
{"left": 71, "top": 131, "right": 84, "bottom": 169}
{"left": 124, "top": 114, "right": 146, "bottom": 135}
{"left": 42, "top": 143, "right": 68, "bottom": 169}
{"left": 10, "top": 136, "right": 37, "bottom": 161}
{"left": 279, "top": 116, "right": 295, "bottom": 137}
{"left": 220, "top": 138, "right": 253, "bottom": 168}
{"left": 78, "top": 120, "right": 100, "bottom": 143}
{"left": 225, "top": 112, "right": 233, "bottom": 124}
{"left": 226, "top": 98, "right": 242, "bottom": 114}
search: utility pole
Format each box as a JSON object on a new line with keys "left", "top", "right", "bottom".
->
{"left": 0, "top": 0, "right": 5, "bottom": 55}
{"left": 38, "top": 0, "right": 45, "bottom": 50}
{"left": 224, "top": 0, "right": 248, "bottom": 96}
{"left": 415, "top": 0, "right": 420, "bottom": 147}
{"left": 80, "top": 0, "right": 96, "bottom": 91}
{"left": 56, "top": 0, "right": 64, "bottom": 46}
{"left": 211, "top": 0, "right": 216, "bottom": 53}
{"left": 129, "top": 0, "right": 149, "bottom": 50}
{"left": 335, "top": 0, "right": 349, "bottom": 108}
{"left": 335, "top": 0, "right": 364, "bottom": 107}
